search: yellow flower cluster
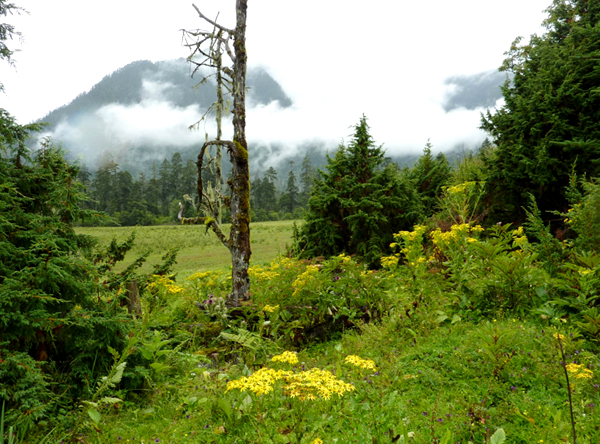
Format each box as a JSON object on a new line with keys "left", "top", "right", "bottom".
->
{"left": 147, "top": 275, "right": 184, "bottom": 294}
{"left": 271, "top": 351, "right": 299, "bottom": 364}
{"left": 511, "top": 226, "right": 528, "bottom": 247}
{"left": 249, "top": 264, "right": 280, "bottom": 281}
{"left": 292, "top": 265, "right": 320, "bottom": 297}
{"left": 187, "top": 271, "right": 213, "bottom": 281}
{"left": 284, "top": 368, "right": 355, "bottom": 401}
{"left": 431, "top": 223, "right": 484, "bottom": 249}
{"left": 396, "top": 225, "right": 427, "bottom": 244}
{"left": 445, "top": 182, "right": 476, "bottom": 195}
{"left": 345, "top": 355, "right": 377, "bottom": 372}
{"left": 380, "top": 255, "right": 398, "bottom": 269}
{"left": 226, "top": 366, "right": 354, "bottom": 401}
{"left": 553, "top": 333, "right": 566, "bottom": 341}
{"left": 274, "top": 256, "right": 297, "bottom": 269}
{"left": 337, "top": 253, "right": 352, "bottom": 263}
{"left": 226, "top": 368, "right": 291, "bottom": 395}
{"left": 566, "top": 363, "right": 594, "bottom": 379}
{"left": 311, "top": 438, "right": 323, "bottom": 444}
{"left": 186, "top": 270, "right": 223, "bottom": 289}
{"left": 262, "top": 304, "right": 280, "bottom": 313}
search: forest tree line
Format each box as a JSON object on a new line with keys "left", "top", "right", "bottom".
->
{"left": 79, "top": 149, "right": 323, "bottom": 226}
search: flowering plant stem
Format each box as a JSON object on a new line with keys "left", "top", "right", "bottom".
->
{"left": 556, "top": 336, "right": 577, "bottom": 444}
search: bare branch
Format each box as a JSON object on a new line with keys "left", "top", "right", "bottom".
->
{"left": 191, "top": 4, "right": 234, "bottom": 34}
{"left": 196, "top": 140, "right": 234, "bottom": 214}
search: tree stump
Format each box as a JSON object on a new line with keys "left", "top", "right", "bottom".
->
{"left": 121, "top": 280, "right": 142, "bottom": 317}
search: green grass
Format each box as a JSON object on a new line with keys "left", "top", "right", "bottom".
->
{"left": 32, "top": 223, "right": 600, "bottom": 443}
{"left": 76, "top": 220, "right": 297, "bottom": 277}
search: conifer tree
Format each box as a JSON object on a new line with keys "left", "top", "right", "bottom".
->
{"left": 298, "top": 116, "right": 422, "bottom": 266}
{"left": 409, "top": 141, "right": 451, "bottom": 217}
{"left": 299, "top": 152, "right": 315, "bottom": 206}
{"left": 481, "top": 0, "right": 600, "bottom": 222}
{"left": 284, "top": 161, "right": 299, "bottom": 214}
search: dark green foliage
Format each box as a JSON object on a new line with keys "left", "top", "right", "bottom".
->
{"left": 299, "top": 151, "right": 315, "bottom": 206}
{"left": 481, "top": 0, "right": 600, "bottom": 222}
{"left": 0, "top": 133, "right": 135, "bottom": 427}
{"left": 86, "top": 152, "right": 198, "bottom": 225}
{"left": 409, "top": 141, "right": 451, "bottom": 217}
{"left": 563, "top": 175, "right": 600, "bottom": 252}
{"left": 298, "top": 116, "right": 423, "bottom": 266}
{"left": 280, "top": 163, "right": 300, "bottom": 215}
{"left": 250, "top": 167, "right": 278, "bottom": 221}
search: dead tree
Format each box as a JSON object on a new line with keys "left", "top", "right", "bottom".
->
{"left": 181, "top": 0, "right": 250, "bottom": 306}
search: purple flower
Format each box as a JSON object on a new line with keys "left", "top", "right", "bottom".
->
{"left": 422, "top": 411, "right": 428, "bottom": 416}
{"left": 155, "top": 439, "right": 160, "bottom": 443}
{"left": 511, "top": 386, "right": 517, "bottom": 391}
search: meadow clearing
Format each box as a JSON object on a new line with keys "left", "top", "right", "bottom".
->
{"left": 53, "top": 221, "right": 600, "bottom": 444}
{"left": 75, "top": 220, "right": 296, "bottom": 277}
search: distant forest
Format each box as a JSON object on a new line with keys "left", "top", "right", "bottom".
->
{"left": 78, "top": 138, "right": 475, "bottom": 226}
{"left": 33, "top": 57, "right": 483, "bottom": 226}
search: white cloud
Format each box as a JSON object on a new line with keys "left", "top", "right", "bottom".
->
{"left": 2, "top": 0, "right": 551, "bottom": 158}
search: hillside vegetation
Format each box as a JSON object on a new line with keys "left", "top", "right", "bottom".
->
{"left": 2, "top": 1, "right": 600, "bottom": 443}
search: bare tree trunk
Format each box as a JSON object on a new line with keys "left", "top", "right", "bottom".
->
{"left": 228, "top": 0, "right": 250, "bottom": 304}
{"left": 182, "top": 0, "right": 251, "bottom": 305}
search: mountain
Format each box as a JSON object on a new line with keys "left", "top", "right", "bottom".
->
{"left": 37, "top": 59, "right": 293, "bottom": 174}
{"left": 442, "top": 70, "right": 508, "bottom": 112}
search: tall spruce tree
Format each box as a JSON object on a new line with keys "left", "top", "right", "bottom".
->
{"left": 481, "top": 0, "right": 600, "bottom": 222}
{"left": 284, "top": 161, "right": 299, "bottom": 214}
{"left": 298, "top": 116, "right": 422, "bottom": 267}
{"left": 409, "top": 141, "right": 451, "bottom": 217}
{"left": 299, "top": 152, "right": 315, "bottom": 207}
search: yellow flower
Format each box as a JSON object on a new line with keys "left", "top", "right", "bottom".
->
{"left": 284, "top": 368, "right": 355, "bottom": 401}
{"left": 262, "top": 304, "right": 280, "bottom": 313}
{"left": 225, "top": 368, "right": 291, "bottom": 395}
{"left": 345, "top": 355, "right": 377, "bottom": 372}
{"left": 553, "top": 333, "right": 566, "bottom": 341}
{"left": 565, "top": 363, "right": 594, "bottom": 379}
{"left": 271, "top": 351, "right": 298, "bottom": 365}
{"left": 380, "top": 255, "right": 399, "bottom": 269}
{"left": 311, "top": 439, "right": 324, "bottom": 444}
{"left": 337, "top": 253, "right": 351, "bottom": 263}
{"left": 292, "top": 265, "right": 320, "bottom": 296}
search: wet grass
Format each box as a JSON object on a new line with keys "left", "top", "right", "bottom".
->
{"left": 76, "top": 220, "right": 297, "bottom": 277}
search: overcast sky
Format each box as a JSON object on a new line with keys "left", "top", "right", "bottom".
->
{"left": 1, "top": 0, "right": 551, "bottom": 155}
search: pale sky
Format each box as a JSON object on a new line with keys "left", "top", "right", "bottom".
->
{"left": 1, "top": 0, "right": 551, "bottom": 155}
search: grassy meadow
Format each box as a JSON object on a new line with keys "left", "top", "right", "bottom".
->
{"left": 76, "top": 220, "right": 296, "bottom": 277}
{"left": 37, "top": 221, "right": 599, "bottom": 443}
